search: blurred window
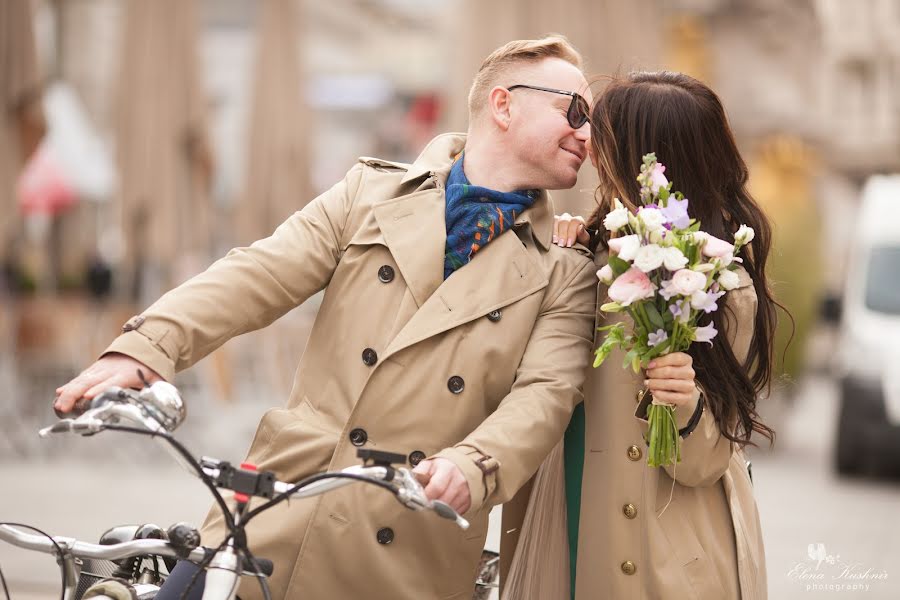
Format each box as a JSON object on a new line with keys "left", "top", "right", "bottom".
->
{"left": 865, "top": 245, "right": 900, "bottom": 315}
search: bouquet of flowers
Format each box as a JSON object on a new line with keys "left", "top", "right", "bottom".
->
{"left": 593, "top": 153, "right": 755, "bottom": 467}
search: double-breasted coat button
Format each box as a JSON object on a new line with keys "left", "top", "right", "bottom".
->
{"left": 627, "top": 445, "right": 643, "bottom": 461}
{"left": 362, "top": 348, "right": 378, "bottom": 366}
{"left": 623, "top": 503, "right": 637, "bottom": 519}
{"left": 621, "top": 561, "right": 636, "bottom": 575}
{"left": 408, "top": 451, "right": 426, "bottom": 467}
{"left": 349, "top": 428, "right": 368, "bottom": 446}
{"left": 447, "top": 376, "right": 465, "bottom": 394}
{"left": 487, "top": 309, "right": 502, "bottom": 322}
{"left": 376, "top": 527, "right": 394, "bottom": 545}
{"left": 377, "top": 265, "right": 395, "bottom": 283}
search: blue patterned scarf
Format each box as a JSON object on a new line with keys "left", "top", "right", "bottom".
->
{"left": 444, "top": 154, "right": 538, "bottom": 279}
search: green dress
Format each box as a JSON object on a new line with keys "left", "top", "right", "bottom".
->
{"left": 563, "top": 402, "right": 586, "bottom": 599}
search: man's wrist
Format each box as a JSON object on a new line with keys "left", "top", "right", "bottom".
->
{"left": 431, "top": 445, "right": 496, "bottom": 515}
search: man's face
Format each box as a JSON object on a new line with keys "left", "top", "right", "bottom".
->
{"left": 503, "top": 58, "right": 592, "bottom": 190}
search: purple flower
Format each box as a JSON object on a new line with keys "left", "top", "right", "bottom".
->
{"left": 690, "top": 289, "right": 725, "bottom": 314}
{"left": 668, "top": 299, "right": 690, "bottom": 323}
{"left": 669, "top": 301, "right": 683, "bottom": 318}
{"left": 693, "top": 322, "right": 718, "bottom": 345}
{"left": 661, "top": 196, "right": 690, "bottom": 229}
{"left": 648, "top": 329, "right": 668, "bottom": 347}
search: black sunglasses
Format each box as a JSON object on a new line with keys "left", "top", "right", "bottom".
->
{"left": 507, "top": 84, "right": 590, "bottom": 129}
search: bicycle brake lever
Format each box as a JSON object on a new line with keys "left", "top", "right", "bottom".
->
{"left": 392, "top": 469, "right": 470, "bottom": 530}
{"left": 39, "top": 418, "right": 105, "bottom": 437}
{"left": 431, "top": 500, "right": 470, "bottom": 530}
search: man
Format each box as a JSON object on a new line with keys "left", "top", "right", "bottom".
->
{"left": 55, "top": 35, "right": 597, "bottom": 600}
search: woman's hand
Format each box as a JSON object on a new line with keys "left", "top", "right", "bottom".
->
{"left": 644, "top": 352, "right": 700, "bottom": 408}
{"left": 553, "top": 213, "right": 590, "bottom": 247}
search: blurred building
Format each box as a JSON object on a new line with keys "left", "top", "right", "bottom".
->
{"left": 4, "top": 0, "right": 900, "bottom": 399}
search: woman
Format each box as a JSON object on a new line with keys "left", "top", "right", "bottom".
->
{"left": 502, "top": 71, "right": 779, "bottom": 600}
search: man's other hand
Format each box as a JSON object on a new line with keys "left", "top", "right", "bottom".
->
{"left": 54, "top": 353, "right": 163, "bottom": 414}
{"left": 411, "top": 457, "right": 472, "bottom": 515}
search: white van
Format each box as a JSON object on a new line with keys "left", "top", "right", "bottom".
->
{"left": 834, "top": 175, "right": 900, "bottom": 475}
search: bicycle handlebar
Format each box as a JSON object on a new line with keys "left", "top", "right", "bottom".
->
{"left": 23, "top": 384, "right": 470, "bottom": 599}
{"left": 0, "top": 524, "right": 209, "bottom": 565}
{"left": 43, "top": 386, "right": 470, "bottom": 531}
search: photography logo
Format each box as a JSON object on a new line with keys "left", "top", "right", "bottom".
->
{"left": 786, "top": 543, "right": 889, "bottom": 593}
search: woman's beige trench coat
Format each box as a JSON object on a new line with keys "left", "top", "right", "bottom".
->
{"left": 501, "top": 258, "right": 767, "bottom": 600}
{"left": 104, "top": 133, "right": 597, "bottom": 600}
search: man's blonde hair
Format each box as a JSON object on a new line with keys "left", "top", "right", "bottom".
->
{"left": 467, "top": 34, "right": 584, "bottom": 120}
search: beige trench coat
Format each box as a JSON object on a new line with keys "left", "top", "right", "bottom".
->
{"left": 104, "top": 133, "right": 597, "bottom": 600}
{"left": 501, "top": 257, "right": 767, "bottom": 600}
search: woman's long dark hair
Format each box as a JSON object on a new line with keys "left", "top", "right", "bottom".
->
{"left": 587, "top": 71, "right": 780, "bottom": 446}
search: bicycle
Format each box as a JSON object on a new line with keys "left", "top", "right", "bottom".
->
{"left": 0, "top": 379, "right": 469, "bottom": 600}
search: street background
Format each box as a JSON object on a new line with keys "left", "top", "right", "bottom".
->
{"left": 2, "top": 0, "right": 899, "bottom": 598}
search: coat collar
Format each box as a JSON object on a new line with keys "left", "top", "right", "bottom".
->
{"left": 398, "top": 132, "right": 555, "bottom": 252}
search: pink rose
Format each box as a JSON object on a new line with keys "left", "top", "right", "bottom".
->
{"left": 701, "top": 234, "right": 735, "bottom": 258}
{"left": 608, "top": 267, "right": 656, "bottom": 306}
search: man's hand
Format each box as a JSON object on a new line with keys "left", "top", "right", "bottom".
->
{"left": 54, "top": 353, "right": 163, "bottom": 414}
{"left": 411, "top": 457, "right": 471, "bottom": 515}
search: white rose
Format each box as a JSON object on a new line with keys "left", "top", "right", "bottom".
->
{"left": 717, "top": 268, "right": 740, "bottom": 290}
{"left": 603, "top": 198, "right": 629, "bottom": 231}
{"left": 633, "top": 244, "right": 665, "bottom": 273}
{"left": 662, "top": 247, "right": 688, "bottom": 271}
{"left": 638, "top": 207, "right": 665, "bottom": 232}
{"left": 668, "top": 268, "right": 708, "bottom": 296}
{"left": 597, "top": 264, "right": 614, "bottom": 284}
{"left": 608, "top": 234, "right": 641, "bottom": 262}
{"left": 734, "top": 224, "right": 755, "bottom": 246}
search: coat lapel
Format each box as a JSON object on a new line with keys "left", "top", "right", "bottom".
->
{"left": 381, "top": 227, "right": 549, "bottom": 361}
{"left": 373, "top": 187, "right": 446, "bottom": 308}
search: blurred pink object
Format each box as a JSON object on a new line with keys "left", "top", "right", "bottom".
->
{"left": 17, "top": 144, "right": 77, "bottom": 215}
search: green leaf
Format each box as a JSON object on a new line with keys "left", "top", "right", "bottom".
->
{"left": 622, "top": 348, "right": 638, "bottom": 372}
{"left": 645, "top": 303, "right": 665, "bottom": 329}
{"left": 593, "top": 346, "right": 610, "bottom": 368}
{"left": 608, "top": 255, "right": 630, "bottom": 276}
{"left": 658, "top": 187, "right": 670, "bottom": 203}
